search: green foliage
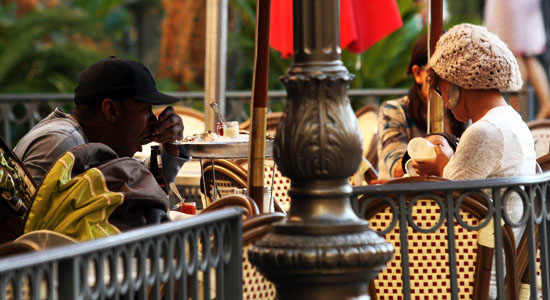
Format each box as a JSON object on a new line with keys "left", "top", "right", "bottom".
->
{"left": 446, "top": 0, "right": 483, "bottom": 26}
{"left": 227, "top": 0, "right": 291, "bottom": 91}
{"left": 0, "top": 6, "right": 110, "bottom": 93}
{"left": 343, "top": 0, "right": 423, "bottom": 91}
{"left": 65, "top": 0, "right": 131, "bottom": 43}
{"left": 0, "top": 0, "right": 136, "bottom": 93}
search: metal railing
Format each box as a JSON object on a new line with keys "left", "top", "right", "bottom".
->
{"left": 0, "top": 89, "right": 406, "bottom": 148}
{"left": 351, "top": 173, "right": 550, "bottom": 300}
{"left": 0, "top": 88, "right": 535, "bottom": 148}
{"left": 0, "top": 208, "right": 243, "bottom": 300}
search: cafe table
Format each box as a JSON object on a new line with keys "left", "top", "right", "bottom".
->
{"left": 173, "top": 136, "right": 275, "bottom": 206}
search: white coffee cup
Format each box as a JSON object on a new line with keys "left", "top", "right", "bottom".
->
{"left": 223, "top": 121, "right": 239, "bottom": 139}
{"left": 407, "top": 137, "right": 436, "bottom": 162}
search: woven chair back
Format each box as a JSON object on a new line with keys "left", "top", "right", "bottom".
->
{"left": 360, "top": 176, "right": 518, "bottom": 300}
{"left": 516, "top": 208, "right": 543, "bottom": 298}
{"left": 528, "top": 119, "right": 550, "bottom": 158}
{"left": 242, "top": 213, "right": 285, "bottom": 300}
{"left": 263, "top": 161, "right": 291, "bottom": 212}
{"left": 200, "top": 160, "right": 248, "bottom": 207}
{"left": 200, "top": 194, "right": 259, "bottom": 217}
{"left": 239, "top": 112, "right": 283, "bottom": 138}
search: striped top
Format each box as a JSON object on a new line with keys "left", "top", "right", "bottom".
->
{"left": 377, "top": 96, "right": 426, "bottom": 179}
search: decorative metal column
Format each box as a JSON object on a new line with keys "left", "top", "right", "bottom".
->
{"left": 248, "top": 0, "right": 393, "bottom": 299}
{"left": 205, "top": 0, "right": 228, "bottom": 131}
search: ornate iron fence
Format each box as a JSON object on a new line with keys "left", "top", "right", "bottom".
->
{"left": 0, "top": 89, "right": 403, "bottom": 148}
{"left": 0, "top": 88, "right": 535, "bottom": 148}
{"left": 0, "top": 208, "right": 243, "bottom": 300}
{"left": 351, "top": 174, "right": 550, "bottom": 300}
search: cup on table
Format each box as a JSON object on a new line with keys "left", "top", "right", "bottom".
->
{"left": 223, "top": 121, "right": 239, "bottom": 139}
{"left": 407, "top": 137, "right": 436, "bottom": 162}
{"left": 172, "top": 202, "right": 197, "bottom": 215}
{"left": 180, "top": 202, "right": 197, "bottom": 215}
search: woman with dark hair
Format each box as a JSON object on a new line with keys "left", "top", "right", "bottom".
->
{"left": 376, "top": 34, "right": 466, "bottom": 179}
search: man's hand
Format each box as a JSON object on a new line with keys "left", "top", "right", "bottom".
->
{"left": 153, "top": 106, "right": 184, "bottom": 156}
{"left": 411, "top": 145, "right": 449, "bottom": 177}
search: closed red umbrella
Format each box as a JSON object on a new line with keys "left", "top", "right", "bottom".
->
{"left": 270, "top": 0, "right": 403, "bottom": 58}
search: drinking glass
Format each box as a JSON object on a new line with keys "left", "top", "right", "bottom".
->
{"left": 223, "top": 121, "right": 239, "bottom": 139}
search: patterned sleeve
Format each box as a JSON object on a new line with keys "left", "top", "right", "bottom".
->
{"left": 377, "top": 99, "right": 409, "bottom": 179}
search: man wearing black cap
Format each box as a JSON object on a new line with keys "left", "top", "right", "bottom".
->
{"left": 14, "top": 57, "right": 187, "bottom": 186}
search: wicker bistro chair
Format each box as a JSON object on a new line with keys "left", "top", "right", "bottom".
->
{"left": 242, "top": 212, "right": 285, "bottom": 300}
{"left": 515, "top": 174, "right": 546, "bottom": 300}
{"left": 239, "top": 112, "right": 283, "bottom": 137}
{"left": 200, "top": 194, "right": 260, "bottom": 217}
{"left": 357, "top": 176, "right": 519, "bottom": 300}
{"left": 516, "top": 223, "right": 543, "bottom": 299}
{"left": 255, "top": 159, "right": 368, "bottom": 212}
{"left": 523, "top": 154, "right": 550, "bottom": 298}
{"left": 263, "top": 161, "right": 291, "bottom": 212}
{"left": 199, "top": 159, "right": 249, "bottom": 207}
{"left": 200, "top": 159, "right": 286, "bottom": 213}
{"left": 237, "top": 159, "right": 291, "bottom": 212}
{"left": 536, "top": 153, "right": 550, "bottom": 172}
{"left": 527, "top": 119, "right": 550, "bottom": 158}
{"left": 195, "top": 200, "right": 285, "bottom": 300}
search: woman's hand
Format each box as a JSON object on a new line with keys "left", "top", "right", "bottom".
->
{"left": 411, "top": 145, "right": 449, "bottom": 176}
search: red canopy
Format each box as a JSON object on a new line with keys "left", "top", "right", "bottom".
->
{"left": 270, "top": 0, "right": 403, "bottom": 58}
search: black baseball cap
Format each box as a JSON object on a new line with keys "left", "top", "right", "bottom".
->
{"left": 74, "top": 57, "right": 179, "bottom": 105}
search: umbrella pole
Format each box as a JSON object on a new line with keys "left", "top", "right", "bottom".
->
{"left": 428, "top": 0, "right": 444, "bottom": 133}
{"left": 247, "top": 0, "right": 271, "bottom": 212}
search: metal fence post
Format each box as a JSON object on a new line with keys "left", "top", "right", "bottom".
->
{"left": 57, "top": 257, "right": 79, "bottom": 300}
{"left": 224, "top": 214, "right": 242, "bottom": 300}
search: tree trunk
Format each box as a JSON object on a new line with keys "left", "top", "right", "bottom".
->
{"left": 158, "top": 0, "right": 206, "bottom": 90}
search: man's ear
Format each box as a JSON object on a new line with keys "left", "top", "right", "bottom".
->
{"left": 411, "top": 65, "right": 424, "bottom": 85}
{"left": 101, "top": 98, "right": 117, "bottom": 123}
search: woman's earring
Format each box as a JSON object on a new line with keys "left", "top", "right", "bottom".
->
{"left": 448, "top": 84, "right": 460, "bottom": 109}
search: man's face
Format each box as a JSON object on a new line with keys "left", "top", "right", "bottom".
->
{"left": 114, "top": 98, "right": 156, "bottom": 157}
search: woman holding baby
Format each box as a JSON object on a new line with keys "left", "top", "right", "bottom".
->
{"left": 412, "top": 23, "right": 536, "bottom": 181}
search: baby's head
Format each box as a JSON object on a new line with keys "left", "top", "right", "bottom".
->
{"left": 402, "top": 132, "right": 459, "bottom": 174}
{"left": 424, "top": 133, "right": 459, "bottom": 159}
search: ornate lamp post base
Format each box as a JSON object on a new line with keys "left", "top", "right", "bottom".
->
{"left": 249, "top": 179, "right": 393, "bottom": 300}
{"left": 249, "top": 228, "right": 392, "bottom": 299}
{"left": 248, "top": 0, "right": 393, "bottom": 298}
